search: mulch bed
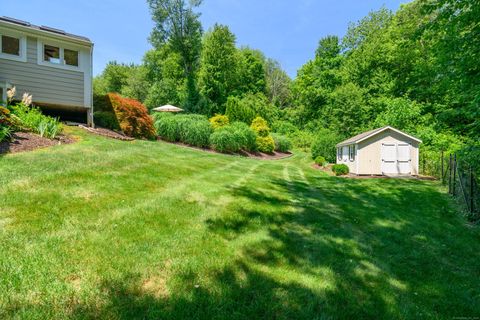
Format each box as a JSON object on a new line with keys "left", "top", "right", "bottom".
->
{"left": 0, "top": 132, "right": 75, "bottom": 155}
{"left": 79, "top": 125, "right": 134, "bottom": 141}
{"left": 161, "top": 139, "right": 293, "bottom": 160}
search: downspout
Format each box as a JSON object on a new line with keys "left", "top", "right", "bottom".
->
{"left": 89, "top": 43, "right": 94, "bottom": 128}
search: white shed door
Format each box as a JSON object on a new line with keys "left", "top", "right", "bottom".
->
{"left": 381, "top": 143, "right": 411, "bottom": 175}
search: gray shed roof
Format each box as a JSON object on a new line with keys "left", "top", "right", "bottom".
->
{"left": 0, "top": 16, "right": 92, "bottom": 44}
{"left": 336, "top": 126, "right": 422, "bottom": 147}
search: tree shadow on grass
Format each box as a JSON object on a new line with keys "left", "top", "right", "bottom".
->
{"left": 68, "top": 175, "right": 479, "bottom": 319}
{"left": 205, "top": 175, "right": 480, "bottom": 318}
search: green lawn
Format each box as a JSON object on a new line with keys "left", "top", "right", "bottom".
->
{"left": 0, "top": 127, "right": 479, "bottom": 319}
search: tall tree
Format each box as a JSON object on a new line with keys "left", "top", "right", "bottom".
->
{"left": 147, "top": 0, "right": 203, "bottom": 110}
{"left": 265, "top": 59, "right": 291, "bottom": 108}
{"left": 198, "top": 24, "right": 238, "bottom": 114}
{"left": 236, "top": 48, "right": 267, "bottom": 96}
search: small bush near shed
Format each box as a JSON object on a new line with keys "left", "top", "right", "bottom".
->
{"left": 315, "top": 156, "right": 327, "bottom": 167}
{"left": 332, "top": 164, "right": 349, "bottom": 176}
{"left": 272, "top": 134, "right": 292, "bottom": 152}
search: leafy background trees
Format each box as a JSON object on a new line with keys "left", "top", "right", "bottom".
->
{"left": 94, "top": 0, "right": 479, "bottom": 166}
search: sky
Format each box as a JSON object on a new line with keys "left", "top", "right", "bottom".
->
{"left": 3, "top": 0, "right": 409, "bottom": 78}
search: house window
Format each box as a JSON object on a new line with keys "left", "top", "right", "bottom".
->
{"left": 0, "top": 32, "right": 26, "bottom": 62}
{"left": 40, "top": 43, "right": 80, "bottom": 68}
{"left": 337, "top": 147, "right": 342, "bottom": 160}
{"left": 1, "top": 35, "right": 20, "bottom": 56}
{"left": 44, "top": 45, "right": 61, "bottom": 64}
{"left": 349, "top": 145, "right": 355, "bottom": 161}
{"left": 64, "top": 48, "right": 79, "bottom": 66}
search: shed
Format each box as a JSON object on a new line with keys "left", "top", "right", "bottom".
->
{"left": 336, "top": 126, "right": 422, "bottom": 176}
{"left": 0, "top": 16, "right": 94, "bottom": 125}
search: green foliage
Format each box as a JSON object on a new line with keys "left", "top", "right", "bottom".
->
{"left": 12, "top": 103, "right": 63, "bottom": 139}
{"left": 272, "top": 120, "right": 298, "bottom": 136}
{"left": 199, "top": 24, "right": 238, "bottom": 114}
{"left": 236, "top": 48, "right": 266, "bottom": 95}
{"left": 94, "top": 62, "right": 149, "bottom": 102}
{"left": 230, "top": 122, "right": 257, "bottom": 152}
{"left": 265, "top": 58, "right": 291, "bottom": 108}
{"left": 290, "top": 130, "right": 315, "bottom": 151}
{"left": 311, "top": 129, "right": 341, "bottom": 163}
{"left": 209, "top": 126, "right": 241, "bottom": 153}
{"left": 93, "top": 111, "right": 120, "bottom": 130}
{"left": 374, "top": 97, "right": 423, "bottom": 132}
{"left": 332, "top": 164, "right": 349, "bottom": 176}
{"left": 315, "top": 156, "right": 327, "bottom": 167}
{"left": 256, "top": 135, "right": 275, "bottom": 154}
{"left": 272, "top": 134, "right": 292, "bottom": 153}
{"left": 0, "top": 125, "right": 12, "bottom": 142}
{"left": 226, "top": 93, "right": 278, "bottom": 125}
{"left": 250, "top": 116, "right": 270, "bottom": 137}
{"left": 147, "top": 0, "right": 203, "bottom": 111}
{"left": 209, "top": 114, "right": 229, "bottom": 130}
{"left": 155, "top": 114, "right": 212, "bottom": 147}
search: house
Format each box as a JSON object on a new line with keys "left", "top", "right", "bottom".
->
{"left": 336, "top": 126, "right": 422, "bottom": 176}
{"left": 0, "top": 16, "right": 93, "bottom": 125}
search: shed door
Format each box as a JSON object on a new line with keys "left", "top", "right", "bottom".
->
{"left": 381, "top": 143, "right": 397, "bottom": 174}
{"left": 397, "top": 143, "right": 411, "bottom": 174}
{"left": 381, "top": 143, "right": 411, "bottom": 175}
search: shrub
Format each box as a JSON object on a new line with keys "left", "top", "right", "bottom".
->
{"left": 314, "top": 156, "right": 327, "bottom": 167}
{"left": 209, "top": 114, "right": 229, "bottom": 130}
{"left": 311, "top": 129, "right": 341, "bottom": 163}
{"left": 94, "top": 111, "right": 120, "bottom": 130}
{"left": 0, "top": 106, "right": 14, "bottom": 127}
{"left": 155, "top": 115, "right": 180, "bottom": 142}
{"left": 332, "top": 164, "right": 349, "bottom": 176}
{"left": 94, "top": 93, "right": 156, "bottom": 139}
{"left": 256, "top": 135, "right": 275, "bottom": 153}
{"left": 230, "top": 122, "right": 257, "bottom": 152}
{"left": 250, "top": 116, "right": 270, "bottom": 137}
{"left": 12, "top": 103, "right": 63, "bottom": 139}
{"left": 155, "top": 114, "right": 212, "bottom": 147}
{"left": 107, "top": 93, "right": 156, "bottom": 139}
{"left": 178, "top": 116, "right": 212, "bottom": 148}
{"left": 272, "top": 134, "right": 292, "bottom": 152}
{"left": 210, "top": 127, "right": 242, "bottom": 153}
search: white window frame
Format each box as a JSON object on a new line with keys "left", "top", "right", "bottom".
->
{"left": 37, "top": 40, "right": 81, "bottom": 71}
{"left": 349, "top": 145, "right": 355, "bottom": 161}
{"left": 0, "top": 29, "right": 27, "bottom": 62}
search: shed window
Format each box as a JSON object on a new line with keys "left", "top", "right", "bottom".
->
{"left": 1, "top": 35, "right": 20, "bottom": 56}
{"left": 349, "top": 145, "right": 355, "bottom": 161}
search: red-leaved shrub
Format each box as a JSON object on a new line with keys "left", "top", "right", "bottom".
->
{"left": 97, "top": 93, "right": 156, "bottom": 140}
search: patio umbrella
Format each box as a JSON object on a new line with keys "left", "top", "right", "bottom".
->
{"left": 152, "top": 105, "right": 184, "bottom": 113}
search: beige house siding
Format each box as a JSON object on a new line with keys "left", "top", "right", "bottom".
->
{"left": 357, "top": 129, "right": 419, "bottom": 175}
{"left": 0, "top": 36, "right": 85, "bottom": 107}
